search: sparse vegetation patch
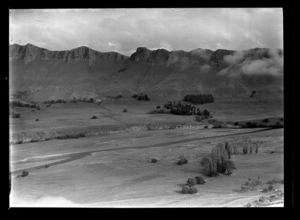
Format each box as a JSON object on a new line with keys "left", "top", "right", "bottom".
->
{"left": 183, "top": 94, "right": 214, "bottom": 104}
{"left": 132, "top": 93, "right": 150, "bottom": 101}
{"left": 44, "top": 99, "right": 67, "bottom": 104}
{"left": 10, "top": 100, "right": 37, "bottom": 108}
{"left": 56, "top": 133, "right": 86, "bottom": 140}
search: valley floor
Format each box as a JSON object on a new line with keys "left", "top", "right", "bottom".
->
{"left": 9, "top": 99, "right": 284, "bottom": 207}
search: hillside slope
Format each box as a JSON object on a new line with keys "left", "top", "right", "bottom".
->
{"left": 9, "top": 44, "right": 283, "bottom": 102}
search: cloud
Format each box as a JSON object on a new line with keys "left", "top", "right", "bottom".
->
{"left": 9, "top": 8, "right": 283, "bottom": 56}
{"left": 224, "top": 51, "right": 246, "bottom": 65}
{"left": 240, "top": 57, "right": 282, "bottom": 76}
{"left": 190, "top": 49, "right": 212, "bottom": 60}
{"left": 200, "top": 64, "right": 211, "bottom": 73}
{"left": 219, "top": 48, "right": 283, "bottom": 76}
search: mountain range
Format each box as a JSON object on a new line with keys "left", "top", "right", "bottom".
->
{"left": 9, "top": 43, "right": 283, "bottom": 102}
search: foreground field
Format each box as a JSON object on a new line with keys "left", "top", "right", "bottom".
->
{"left": 9, "top": 98, "right": 284, "bottom": 207}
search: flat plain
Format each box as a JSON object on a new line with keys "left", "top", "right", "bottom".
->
{"left": 10, "top": 97, "right": 284, "bottom": 207}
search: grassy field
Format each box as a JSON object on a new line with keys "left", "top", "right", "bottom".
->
{"left": 9, "top": 97, "right": 284, "bottom": 207}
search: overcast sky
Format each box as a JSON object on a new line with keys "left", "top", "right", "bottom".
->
{"left": 9, "top": 8, "right": 283, "bottom": 56}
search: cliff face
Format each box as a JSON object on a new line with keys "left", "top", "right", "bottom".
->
{"left": 9, "top": 43, "right": 128, "bottom": 65}
{"left": 9, "top": 43, "right": 283, "bottom": 102}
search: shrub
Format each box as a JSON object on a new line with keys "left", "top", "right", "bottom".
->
{"left": 203, "top": 109, "right": 210, "bottom": 116}
{"left": 35, "top": 119, "right": 39, "bottom": 121}
{"left": 238, "top": 177, "right": 262, "bottom": 193}
{"left": 177, "top": 154, "right": 188, "bottom": 165}
{"left": 255, "top": 144, "right": 259, "bottom": 153}
{"left": 262, "top": 184, "right": 274, "bottom": 193}
{"left": 149, "top": 158, "right": 158, "bottom": 163}
{"left": 132, "top": 94, "right": 138, "bottom": 99}
{"left": 188, "top": 186, "right": 198, "bottom": 194}
{"left": 182, "top": 185, "right": 198, "bottom": 194}
{"left": 21, "top": 171, "right": 29, "bottom": 177}
{"left": 123, "top": 108, "right": 128, "bottom": 112}
{"left": 182, "top": 185, "right": 190, "bottom": 194}
{"left": 91, "top": 116, "right": 97, "bottom": 119}
{"left": 262, "top": 118, "right": 269, "bottom": 123}
{"left": 280, "top": 118, "right": 283, "bottom": 121}
{"left": 195, "top": 176, "right": 206, "bottom": 184}
{"left": 187, "top": 178, "right": 197, "bottom": 187}
{"left": 134, "top": 93, "right": 150, "bottom": 101}
{"left": 234, "top": 122, "right": 239, "bottom": 126}
{"left": 46, "top": 104, "right": 51, "bottom": 107}
{"left": 36, "top": 106, "right": 41, "bottom": 110}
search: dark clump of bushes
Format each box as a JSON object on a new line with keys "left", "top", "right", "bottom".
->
{"left": 262, "top": 184, "right": 274, "bottom": 193}
{"left": 46, "top": 104, "right": 51, "bottom": 107}
{"left": 163, "top": 100, "right": 212, "bottom": 117}
{"left": 123, "top": 108, "right": 128, "bottom": 112}
{"left": 269, "top": 122, "right": 283, "bottom": 128}
{"left": 132, "top": 93, "right": 150, "bottom": 101}
{"left": 245, "top": 121, "right": 258, "bottom": 128}
{"left": 262, "top": 118, "right": 269, "bottom": 123}
{"left": 149, "top": 158, "right": 158, "bottom": 163}
{"left": 240, "top": 121, "right": 268, "bottom": 128}
{"left": 35, "top": 119, "right": 39, "bottom": 121}
{"left": 132, "top": 94, "right": 138, "bottom": 99}
{"left": 21, "top": 171, "right": 29, "bottom": 177}
{"left": 44, "top": 99, "right": 67, "bottom": 104}
{"left": 91, "top": 116, "right": 98, "bottom": 119}
{"left": 71, "top": 97, "right": 96, "bottom": 103}
{"left": 56, "top": 133, "right": 85, "bottom": 140}
{"left": 187, "top": 178, "right": 197, "bottom": 187}
{"left": 115, "top": 95, "right": 122, "bottom": 100}
{"left": 10, "top": 100, "right": 37, "bottom": 108}
{"left": 183, "top": 94, "right": 214, "bottom": 105}
{"left": 177, "top": 154, "right": 188, "bottom": 165}
{"left": 200, "top": 142, "right": 236, "bottom": 177}
{"left": 237, "top": 177, "right": 262, "bottom": 193}
{"left": 182, "top": 185, "right": 198, "bottom": 194}
{"left": 195, "top": 176, "right": 206, "bottom": 184}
